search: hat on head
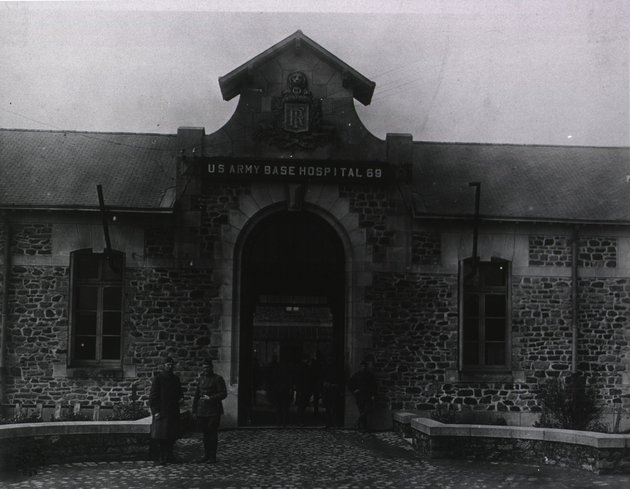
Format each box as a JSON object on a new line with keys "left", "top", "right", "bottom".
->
{"left": 203, "top": 358, "right": 214, "bottom": 367}
{"left": 164, "top": 356, "right": 176, "bottom": 364}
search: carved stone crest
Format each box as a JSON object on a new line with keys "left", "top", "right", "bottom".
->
{"left": 255, "top": 71, "right": 335, "bottom": 150}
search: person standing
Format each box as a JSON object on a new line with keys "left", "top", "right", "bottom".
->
{"left": 267, "top": 354, "right": 292, "bottom": 426}
{"left": 149, "top": 356, "right": 183, "bottom": 465}
{"left": 192, "top": 358, "right": 227, "bottom": 463}
{"left": 311, "top": 351, "right": 324, "bottom": 421}
{"left": 347, "top": 360, "right": 377, "bottom": 432}
{"left": 294, "top": 353, "right": 314, "bottom": 426}
{"left": 322, "top": 355, "right": 340, "bottom": 428}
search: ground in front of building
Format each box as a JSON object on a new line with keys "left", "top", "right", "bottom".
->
{"left": 2, "top": 429, "right": 630, "bottom": 488}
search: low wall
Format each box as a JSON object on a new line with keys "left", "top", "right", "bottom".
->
{"left": 0, "top": 418, "right": 151, "bottom": 474}
{"left": 393, "top": 411, "right": 630, "bottom": 474}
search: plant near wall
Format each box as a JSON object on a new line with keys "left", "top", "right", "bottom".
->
{"left": 52, "top": 410, "right": 92, "bottom": 422}
{"left": 535, "top": 373, "right": 602, "bottom": 431}
{"left": 430, "top": 403, "right": 459, "bottom": 424}
{"left": 0, "top": 411, "right": 42, "bottom": 425}
{"left": 107, "top": 383, "right": 150, "bottom": 421}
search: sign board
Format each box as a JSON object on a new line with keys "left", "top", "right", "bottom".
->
{"left": 199, "top": 158, "right": 393, "bottom": 183}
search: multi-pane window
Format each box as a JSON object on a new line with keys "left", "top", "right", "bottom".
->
{"left": 462, "top": 259, "right": 509, "bottom": 369}
{"left": 71, "top": 250, "right": 124, "bottom": 364}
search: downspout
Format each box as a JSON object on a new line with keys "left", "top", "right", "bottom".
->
{"left": 571, "top": 226, "right": 580, "bottom": 373}
{"left": 1, "top": 217, "right": 11, "bottom": 404}
{"left": 469, "top": 182, "right": 481, "bottom": 275}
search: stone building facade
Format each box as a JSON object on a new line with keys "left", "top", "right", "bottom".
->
{"left": 1, "top": 31, "right": 630, "bottom": 428}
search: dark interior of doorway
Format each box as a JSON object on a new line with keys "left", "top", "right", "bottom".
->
{"left": 239, "top": 210, "right": 345, "bottom": 427}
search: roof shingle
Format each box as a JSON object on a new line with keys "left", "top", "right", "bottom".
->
{"left": 412, "top": 142, "right": 630, "bottom": 223}
{"left": 0, "top": 129, "right": 177, "bottom": 209}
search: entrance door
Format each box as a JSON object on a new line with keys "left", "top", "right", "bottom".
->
{"left": 238, "top": 210, "right": 345, "bottom": 426}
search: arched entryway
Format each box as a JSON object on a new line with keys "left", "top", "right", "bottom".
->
{"left": 237, "top": 209, "right": 346, "bottom": 426}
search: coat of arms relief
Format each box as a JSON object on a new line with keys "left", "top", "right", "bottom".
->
{"left": 255, "top": 71, "right": 336, "bottom": 150}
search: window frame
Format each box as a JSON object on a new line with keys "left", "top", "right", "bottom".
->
{"left": 459, "top": 258, "right": 511, "bottom": 372}
{"left": 69, "top": 248, "right": 125, "bottom": 367}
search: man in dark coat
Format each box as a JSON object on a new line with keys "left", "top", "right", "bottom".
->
{"left": 347, "top": 360, "right": 377, "bottom": 432}
{"left": 149, "top": 356, "right": 183, "bottom": 465}
{"left": 192, "top": 358, "right": 227, "bottom": 463}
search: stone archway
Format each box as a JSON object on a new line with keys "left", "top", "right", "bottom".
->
{"left": 211, "top": 182, "right": 373, "bottom": 427}
{"left": 237, "top": 209, "right": 345, "bottom": 426}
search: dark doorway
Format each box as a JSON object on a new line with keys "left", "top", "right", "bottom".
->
{"left": 238, "top": 210, "right": 345, "bottom": 426}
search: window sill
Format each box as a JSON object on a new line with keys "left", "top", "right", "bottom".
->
{"left": 53, "top": 364, "right": 137, "bottom": 379}
{"left": 451, "top": 369, "right": 525, "bottom": 383}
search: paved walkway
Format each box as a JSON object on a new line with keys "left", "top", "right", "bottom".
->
{"left": 2, "top": 429, "right": 630, "bottom": 488}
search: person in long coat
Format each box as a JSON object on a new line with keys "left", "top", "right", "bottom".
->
{"left": 347, "top": 360, "right": 377, "bottom": 432}
{"left": 192, "top": 358, "right": 227, "bottom": 463}
{"left": 149, "top": 356, "right": 183, "bottom": 465}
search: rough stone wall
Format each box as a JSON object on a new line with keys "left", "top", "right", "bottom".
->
{"left": 528, "top": 235, "right": 617, "bottom": 268}
{"left": 367, "top": 271, "right": 545, "bottom": 414}
{"left": 5, "top": 261, "right": 222, "bottom": 407}
{"left": 578, "top": 277, "right": 630, "bottom": 408}
{"left": 126, "top": 266, "right": 220, "bottom": 401}
{"left": 579, "top": 237, "right": 617, "bottom": 268}
{"left": 528, "top": 236, "right": 571, "bottom": 267}
{"left": 366, "top": 272, "right": 458, "bottom": 410}
{"left": 195, "top": 183, "right": 248, "bottom": 256}
{"left": 5, "top": 258, "right": 149, "bottom": 407}
{"left": 0, "top": 221, "right": 6, "bottom": 337}
{"left": 435, "top": 382, "right": 539, "bottom": 413}
{"left": 411, "top": 232, "right": 441, "bottom": 265}
{"left": 6, "top": 264, "right": 70, "bottom": 403}
{"left": 512, "top": 276, "right": 574, "bottom": 381}
{"left": 376, "top": 236, "right": 629, "bottom": 417}
{"left": 11, "top": 224, "right": 52, "bottom": 256}
{"left": 5, "top": 264, "right": 151, "bottom": 407}
{"left": 340, "top": 184, "right": 402, "bottom": 263}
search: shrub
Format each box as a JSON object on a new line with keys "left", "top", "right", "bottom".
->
{"left": 107, "top": 383, "right": 150, "bottom": 420}
{"left": 108, "top": 402, "right": 150, "bottom": 421}
{"left": 52, "top": 410, "right": 92, "bottom": 422}
{"left": 0, "top": 412, "right": 42, "bottom": 425}
{"left": 535, "top": 373, "right": 602, "bottom": 430}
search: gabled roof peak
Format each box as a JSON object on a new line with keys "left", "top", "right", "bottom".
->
{"left": 219, "top": 30, "right": 375, "bottom": 105}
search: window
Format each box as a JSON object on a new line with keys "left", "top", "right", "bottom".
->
{"left": 70, "top": 249, "right": 124, "bottom": 364}
{"left": 461, "top": 259, "right": 510, "bottom": 370}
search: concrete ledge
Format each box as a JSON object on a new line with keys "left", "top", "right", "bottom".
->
{"left": 392, "top": 411, "right": 421, "bottom": 424}
{"left": 0, "top": 419, "right": 151, "bottom": 439}
{"left": 394, "top": 412, "right": 630, "bottom": 474}
{"left": 0, "top": 418, "right": 152, "bottom": 473}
